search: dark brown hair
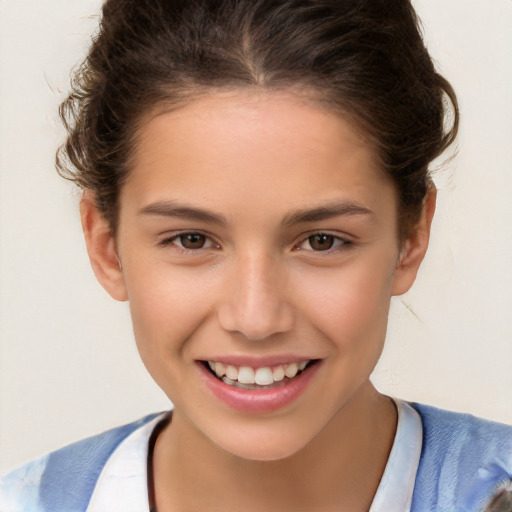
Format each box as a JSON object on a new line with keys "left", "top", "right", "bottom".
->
{"left": 57, "top": 0, "right": 458, "bottom": 237}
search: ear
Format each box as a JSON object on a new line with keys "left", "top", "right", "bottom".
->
{"left": 391, "top": 186, "right": 436, "bottom": 296}
{"left": 80, "top": 192, "right": 128, "bottom": 302}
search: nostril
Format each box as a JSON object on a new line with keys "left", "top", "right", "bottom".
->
{"left": 217, "top": 305, "right": 294, "bottom": 340}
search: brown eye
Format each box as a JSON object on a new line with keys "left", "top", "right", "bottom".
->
{"left": 294, "top": 233, "right": 349, "bottom": 254}
{"left": 308, "top": 234, "right": 335, "bottom": 251}
{"left": 179, "top": 233, "right": 207, "bottom": 249}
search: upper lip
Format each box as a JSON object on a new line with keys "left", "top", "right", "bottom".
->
{"left": 198, "top": 355, "right": 319, "bottom": 367}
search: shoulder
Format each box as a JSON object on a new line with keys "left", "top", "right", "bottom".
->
{"left": 410, "top": 402, "right": 512, "bottom": 512}
{"left": 0, "top": 413, "right": 162, "bottom": 512}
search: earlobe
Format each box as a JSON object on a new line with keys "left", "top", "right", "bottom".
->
{"left": 391, "top": 187, "right": 436, "bottom": 296}
{"left": 80, "top": 192, "right": 128, "bottom": 302}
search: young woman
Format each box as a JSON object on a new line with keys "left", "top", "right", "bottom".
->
{"left": 1, "top": 1, "right": 511, "bottom": 511}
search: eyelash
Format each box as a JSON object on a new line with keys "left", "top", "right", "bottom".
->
{"left": 159, "top": 231, "right": 351, "bottom": 254}
{"left": 159, "top": 231, "right": 220, "bottom": 253}
{"left": 293, "top": 232, "right": 352, "bottom": 253}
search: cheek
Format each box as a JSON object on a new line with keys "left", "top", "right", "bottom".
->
{"left": 123, "top": 263, "right": 216, "bottom": 360}
{"left": 295, "top": 258, "right": 396, "bottom": 348}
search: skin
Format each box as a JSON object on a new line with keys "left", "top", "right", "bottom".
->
{"left": 81, "top": 91, "right": 435, "bottom": 511}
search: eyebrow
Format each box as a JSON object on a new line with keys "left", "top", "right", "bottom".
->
{"left": 282, "top": 201, "right": 374, "bottom": 227}
{"left": 138, "top": 199, "right": 374, "bottom": 227}
{"left": 138, "top": 201, "right": 228, "bottom": 226}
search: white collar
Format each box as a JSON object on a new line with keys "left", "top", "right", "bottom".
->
{"left": 369, "top": 399, "right": 423, "bottom": 512}
{"left": 86, "top": 413, "right": 166, "bottom": 512}
{"left": 86, "top": 399, "right": 422, "bottom": 512}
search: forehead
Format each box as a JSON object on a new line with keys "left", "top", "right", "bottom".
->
{"left": 124, "top": 91, "right": 395, "bottom": 218}
{"left": 135, "top": 90, "right": 372, "bottom": 167}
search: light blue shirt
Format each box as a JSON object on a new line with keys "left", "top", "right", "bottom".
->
{"left": 2, "top": 400, "right": 511, "bottom": 511}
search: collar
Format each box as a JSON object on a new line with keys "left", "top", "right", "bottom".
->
{"left": 86, "top": 413, "right": 167, "bottom": 512}
{"left": 86, "top": 399, "right": 422, "bottom": 512}
{"left": 370, "top": 399, "right": 423, "bottom": 512}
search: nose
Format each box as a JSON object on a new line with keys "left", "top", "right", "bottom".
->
{"left": 217, "top": 252, "right": 294, "bottom": 340}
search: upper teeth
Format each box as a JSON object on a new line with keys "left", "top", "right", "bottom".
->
{"left": 208, "top": 360, "right": 309, "bottom": 385}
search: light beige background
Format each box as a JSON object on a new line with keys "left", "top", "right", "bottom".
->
{"left": 1, "top": 0, "right": 511, "bottom": 472}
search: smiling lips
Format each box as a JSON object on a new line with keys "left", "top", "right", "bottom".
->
{"left": 200, "top": 358, "right": 321, "bottom": 413}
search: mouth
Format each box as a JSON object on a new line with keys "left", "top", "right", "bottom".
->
{"left": 202, "top": 359, "right": 319, "bottom": 390}
{"left": 198, "top": 357, "right": 323, "bottom": 413}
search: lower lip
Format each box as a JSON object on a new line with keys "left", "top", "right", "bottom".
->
{"left": 198, "top": 361, "right": 322, "bottom": 414}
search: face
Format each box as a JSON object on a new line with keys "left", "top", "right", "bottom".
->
{"left": 83, "top": 91, "right": 429, "bottom": 461}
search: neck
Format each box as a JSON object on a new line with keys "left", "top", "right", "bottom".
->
{"left": 152, "top": 383, "right": 397, "bottom": 512}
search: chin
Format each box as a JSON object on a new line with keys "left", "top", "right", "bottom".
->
{"left": 209, "top": 426, "right": 312, "bottom": 462}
